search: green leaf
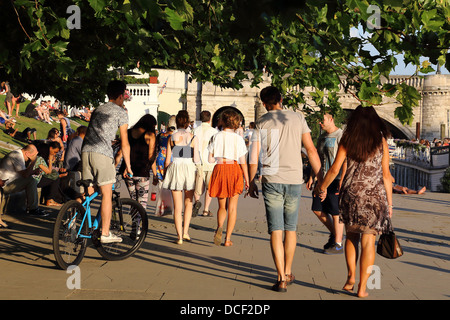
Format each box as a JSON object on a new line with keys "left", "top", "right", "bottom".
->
{"left": 29, "top": 40, "right": 42, "bottom": 52}
{"left": 13, "top": 0, "right": 31, "bottom": 6}
{"left": 165, "top": 8, "right": 185, "bottom": 31}
{"left": 211, "top": 56, "right": 224, "bottom": 69}
{"left": 422, "top": 9, "right": 445, "bottom": 31}
{"left": 213, "top": 44, "right": 221, "bottom": 56}
{"left": 394, "top": 83, "right": 420, "bottom": 124}
{"left": 60, "top": 28, "right": 70, "bottom": 40}
{"left": 303, "top": 54, "right": 316, "bottom": 66}
{"left": 88, "top": 0, "right": 106, "bottom": 12}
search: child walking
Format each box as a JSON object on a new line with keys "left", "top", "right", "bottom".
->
{"left": 208, "top": 109, "right": 249, "bottom": 247}
{"left": 163, "top": 111, "right": 200, "bottom": 244}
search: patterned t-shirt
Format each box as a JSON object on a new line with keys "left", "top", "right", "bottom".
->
{"left": 316, "top": 128, "right": 343, "bottom": 180}
{"left": 32, "top": 156, "right": 47, "bottom": 183}
{"left": 82, "top": 101, "right": 128, "bottom": 159}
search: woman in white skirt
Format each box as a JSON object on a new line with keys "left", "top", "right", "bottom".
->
{"left": 163, "top": 110, "right": 200, "bottom": 244}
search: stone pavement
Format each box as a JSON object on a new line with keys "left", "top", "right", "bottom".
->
{"left": 0, "top": 184, "right": 449, "bottom": 303}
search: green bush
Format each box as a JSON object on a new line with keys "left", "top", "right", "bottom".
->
{"left": 123, "top": 76, "right": 148, "bottom": 84}
{"left": 149, "top": 70, "right": 159, "bottom": 77}
{"left": 441, "top": 167, "right": 450, "bottom": 193}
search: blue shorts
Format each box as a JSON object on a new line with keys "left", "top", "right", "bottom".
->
{"left": 262, "top": 182, "right": 302, "bottom": 234}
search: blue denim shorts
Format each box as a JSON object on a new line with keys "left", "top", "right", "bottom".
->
{"left": 262, "top": 182, "right": 302, "bottom": 234}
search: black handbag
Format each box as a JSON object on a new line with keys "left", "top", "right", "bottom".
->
{"left": 377, "top": 230, "right": 403, "bottom": 259}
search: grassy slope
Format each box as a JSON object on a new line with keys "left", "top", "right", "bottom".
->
{"left": 0, "top": 95, "right": 88, "bottom": 158}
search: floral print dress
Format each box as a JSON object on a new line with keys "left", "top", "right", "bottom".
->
{"left": 155, "top": 132, "right": 172, "bottom": 181}
{"left": 339, "top": 147, "right": 391, "bottom": 235}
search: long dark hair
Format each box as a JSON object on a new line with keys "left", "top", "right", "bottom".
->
{"left": 340, "top": 105, "right": 390, "bottom": 162}
{"left": 132, "top": 114, "right": 156, "bottom": 133}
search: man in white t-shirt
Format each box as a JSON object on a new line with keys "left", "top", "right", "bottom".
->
{"left": 192, "top": 111, "right": 218, "bottom": 217}
{"left": 248, "top": 86, "right": 322, "bottom": 293}
{"left": 0, "top": 144, "right": 47, "bottom": 216}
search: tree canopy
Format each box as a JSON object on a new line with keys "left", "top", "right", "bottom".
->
{"left": 1, "top": 0, "right": 449, "bottom": 124}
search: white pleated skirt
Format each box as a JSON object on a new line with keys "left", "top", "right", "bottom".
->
{"left": 162, "top": 158, "right": 196, "bottom": 191}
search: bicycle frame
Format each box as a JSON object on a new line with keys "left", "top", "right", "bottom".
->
{"left": 73, "top": 183, "right": 119, "bottom": 240}
{"left": 76, "top": 191, "right": 100, "bottom": 239}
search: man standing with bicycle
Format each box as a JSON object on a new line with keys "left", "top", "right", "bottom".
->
{"left": 81, "top": 80, "right": 133, "bottom": 243}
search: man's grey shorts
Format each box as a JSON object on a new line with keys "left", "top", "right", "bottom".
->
{"left": 81, "top": 152, "right": 116, "bottom": 187}
{"left": 262, "top": 182, "right": 302, "bottom": 234}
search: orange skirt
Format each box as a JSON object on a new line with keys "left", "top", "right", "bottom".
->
{"left": 208, "top": 161, "right": 244, "bottom": 198}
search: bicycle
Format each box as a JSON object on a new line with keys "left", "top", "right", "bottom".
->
{"left": 52, "top": 176, "right": 148, "bottom": 270}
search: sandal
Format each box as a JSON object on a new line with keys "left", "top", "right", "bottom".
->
{"left": 272, "top": 280, "right": 287, "bottom": 292}
{"left": 285, "top": 274, "right": 295, "bottom": 285}
{"left": 202, "top": 210, "right": 213, "bottom": 217}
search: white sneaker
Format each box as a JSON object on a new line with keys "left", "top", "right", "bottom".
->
{"left": 101, "top": 232, "right": 123, "bottom": 243}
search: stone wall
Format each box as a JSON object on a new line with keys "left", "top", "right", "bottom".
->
{"left": 171, "top": 70, "right": 450, "bottom": 140}
{"left": 421, "top": 75, "right": 450, "bottom": 141}
{"left": 186, "top": 76, "right": 266, "bottom": 126}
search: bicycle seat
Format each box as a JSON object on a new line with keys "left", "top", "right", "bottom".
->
{"left": 76, "top": 179, "right": 94, "bottom": 188}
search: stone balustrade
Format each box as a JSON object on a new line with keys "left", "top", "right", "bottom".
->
{"left": 389, "top": 139, "right": 449, "bottom": 191}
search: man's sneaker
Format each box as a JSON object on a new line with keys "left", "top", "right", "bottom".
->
{"left": 101, "top": 232, "right": 123, "bottom": 244}
{"left": 324, "top": 243, "right": 344, "bottom": 255}
{"left": 323, "top": 234, "right": 335, "bottom": 250}
{"left": 29, "top": 208, "right": 49, "bottom": 217}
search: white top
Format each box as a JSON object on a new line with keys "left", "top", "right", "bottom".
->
{"left": 0, "top": 150, "right": 26, "bottom": 185}
{"left": 208, "top": 130, "right": 247, "bottom": 163}
{"left": 169, "top": 129, "right": 200, "bottom": 164}
{"left": 193, "top": 123, "right": 218, "bottom": 171}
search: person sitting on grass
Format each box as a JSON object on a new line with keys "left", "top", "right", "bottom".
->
{"left": 3, "top": 121, "right": 37, "bottom": 143}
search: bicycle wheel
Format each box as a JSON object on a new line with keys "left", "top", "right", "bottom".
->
{"left": 96, "top": 198, "right": 148, "bottom": 261}
{"left": 53, "top": 200, "right": 89, "bottom": 270}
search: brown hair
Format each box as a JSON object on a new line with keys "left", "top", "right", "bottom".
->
{"left": 200, "top": 110, "right": 211, "bottom": 122}
{"left": 221, "top": 109, "right": 241, "bottom": 130}
{"left": 47, "top": 128, "right": 60, "bottom": 139}
{"left": 76, "top": 125, "right": 88, "bottom": 135}
{"left": 340, "top": 105, "right": 390, "bottom": 162}
{"left": 175, "top": 110, "right": 190, "bottom": 129}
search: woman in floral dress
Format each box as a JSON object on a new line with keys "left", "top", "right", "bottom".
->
{"left": 317, "top": 106, "right": 393, "bottom": 298}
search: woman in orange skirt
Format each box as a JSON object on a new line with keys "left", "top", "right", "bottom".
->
{"left": 208, "top": 109, "right": 249, "bottom": 246}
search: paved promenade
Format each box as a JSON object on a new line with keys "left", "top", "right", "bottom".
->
{"left": 0, "top": 183, "right": 448, "bottom": 304}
